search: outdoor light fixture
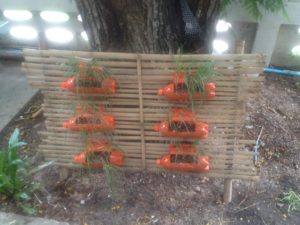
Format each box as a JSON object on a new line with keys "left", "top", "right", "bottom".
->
{"left": 213, "top": 39, "right": 229, "bottom": 54}
{"left": 78, "top": 15, "right": 82, "bottom": 22}
{"left": 45, "top": 28, "right": 73, "bottom": 43}
{"left": 3, "top": 10, "right": 32, "bottom": 21}
{"left": 9, "top": 26, "right": 37, "bottom": 40}
{"left": 216, "top": 20, "right": 232, "bottom": 33}
{"left": 298, "top": 28, "right": 300, "bottom": 34}
{"left": 40, "top": 11, "right": 69, "bottom": 23}
{"left": 291, "top": 45, "right": 300, "bottom": 56}
{"left": 81, "top": 31, "right": 88, "bottom": 41}
{"left": 45, "top": 28, "right": 74, "bottom": 44}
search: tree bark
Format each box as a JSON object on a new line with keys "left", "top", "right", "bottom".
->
{"left": 76, "top": 0, "right": 220, "bottom": 53}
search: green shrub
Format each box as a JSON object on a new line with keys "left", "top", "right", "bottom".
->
{"left": 0, "top": 128, "right": 27, "bottom": 196}
{"left": 0, "top": 128, "right": 53, "bottom": 214}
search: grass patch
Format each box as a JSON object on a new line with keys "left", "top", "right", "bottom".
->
{"left": 278, "top": 190, "right": 300, "bottom": 214}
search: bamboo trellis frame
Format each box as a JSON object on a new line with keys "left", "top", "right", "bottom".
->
{"left": 22, "top": 49, "right": 264, "bottom": 182}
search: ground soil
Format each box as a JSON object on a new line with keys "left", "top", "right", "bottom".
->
{"left": 0, "top": 74, "right": 299, "bottom": 225}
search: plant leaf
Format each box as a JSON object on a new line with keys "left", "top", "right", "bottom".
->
{"left": 0, "top": 151, "right": 7, "bottom": 172}
{"left": 16, "top": 192, "right": 31, "bottom": 201}
{"left": 28, "top": 181, "right": 40, "bottom": 193}
{"left": 0, "top": 174, "right": 14, "bottom": 193}
{"left": 21, "top": 204, "right": 36, "bottom": 215}
{"left": 10, "top": 142, "right": 27, "bottom": 149}
{"left": 10, "top": 159, "right": 27, "bottom": 169}
{"left": 7, "top": 148, "right": 18, "bottom": 186}
{"left": 8, "top": 128, "right": 20, "bottom": 148}
{"left": 27, "top": 161, "right": 54, "bottom": 175}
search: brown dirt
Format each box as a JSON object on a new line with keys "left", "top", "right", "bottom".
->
{"left": 0, "top": 74, "right": 299, "bottom": 225}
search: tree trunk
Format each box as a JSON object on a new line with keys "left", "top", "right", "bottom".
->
{"left": 76, "top": 0, "right": 220, "bottom": 53}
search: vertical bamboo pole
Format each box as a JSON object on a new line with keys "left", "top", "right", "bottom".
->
{"left": 223, "top": 179, "right": 233, "bottom": 203}
{"left": 223, "top": 40, "right": 246, "bottom": 203}
{"left": 137, "top": 55, "right": 146, "bottom": 169}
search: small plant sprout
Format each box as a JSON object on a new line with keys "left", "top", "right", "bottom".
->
{"left": 279, "top": 190, "right": 300, "bottom": 214}
{"left": 67, "top": 58, "right": 110, "bottom": 78}
{"left": 61, "top": 59, "right": 115, "bottom": 95}
{"left": 154, "top": 109, "right": 209, "bottom": 139}
{"left": 185, "top": 62, "right": 216, "bottom": 95}
{"left": 73, "top": 140, "right": 124, "bottom": 169}
{"left": 103, "top": 163, "right": 125, "bottom": 202}
{"left": 158, "top": 61, "right": 216, "bottom": 105}
{"left": 184, "top": 62, "right": 217, "bottom": 109}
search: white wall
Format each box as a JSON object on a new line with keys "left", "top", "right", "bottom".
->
{"left": 271, "top": 24, "right": 300, "bottom": 68}
{"left": 226, "top": 2, "right": 300, "bottom": 66}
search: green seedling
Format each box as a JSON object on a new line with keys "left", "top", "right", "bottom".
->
{"left": 278, "top": 190, "right": 300, "bottom": 214}
{"left": 0, "top": 128, "right": 53, "bottom": 214}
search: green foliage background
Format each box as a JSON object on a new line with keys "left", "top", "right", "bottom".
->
{"left": 220, "top": 0, "right": 287, "bottom": 20}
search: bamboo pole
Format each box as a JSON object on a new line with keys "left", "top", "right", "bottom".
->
{"left": 137, "top": 56, "right": 146, "bottom": 169}
{"left": 223, "top": 40, "right": 247, "bottom": 204}
{"left": 23, "top": 48, "right": 263, "bottom": 61}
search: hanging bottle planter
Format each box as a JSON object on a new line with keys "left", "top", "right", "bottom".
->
{"left": 73, "top": 140, "right": 124, "bottom": 168}
{"left": 153, "top": 109, "right": 208, "bottom": 139}
{"left": 62, "top": 107, "right": 115, "bottom": 132}
{"left": 156, "top": 144, "right": 209, "bottom": 172}
{"left": 158, "top": 70, "right": 216, "bottom": 101}
{"left": 60, "top": 76, "right": 116, "bottom": 94}
{"left": 60, "top": 63, "right": 116, "bottom": 95}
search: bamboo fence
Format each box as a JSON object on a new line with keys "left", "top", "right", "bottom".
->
{"left": 22, "top": 49, "right": 264, "bottom": 181}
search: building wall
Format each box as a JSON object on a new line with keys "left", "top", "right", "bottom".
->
{"left": 226, "top": 1, "right": 300, "bottom": 67}
{"left": 271, "top": 24, "right": 300, "bottom": 68}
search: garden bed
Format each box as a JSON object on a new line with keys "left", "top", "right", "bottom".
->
{"left": 0, "top": 74, "right": 299, "bottom": 225}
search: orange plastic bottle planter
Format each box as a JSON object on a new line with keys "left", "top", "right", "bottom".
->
{"left": 62, "top": 108, "right": 115, "bottom": 132}
{"left": 156, "top": 144, "right": 209, "bottom": 172}
{"left": 60, "top": 76, "right": 116, "bottom": 95}
{"left": 158, "top": 71, "right": 216, "bottom": 100}
{"left": 60, "top": 64, "right": 115, "bottom": 94}
{"left": 153, "top": 109, "right": 208, "bottom": 139}
{"left": 73, "top": 140, "right": 124, "bottom": 168}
